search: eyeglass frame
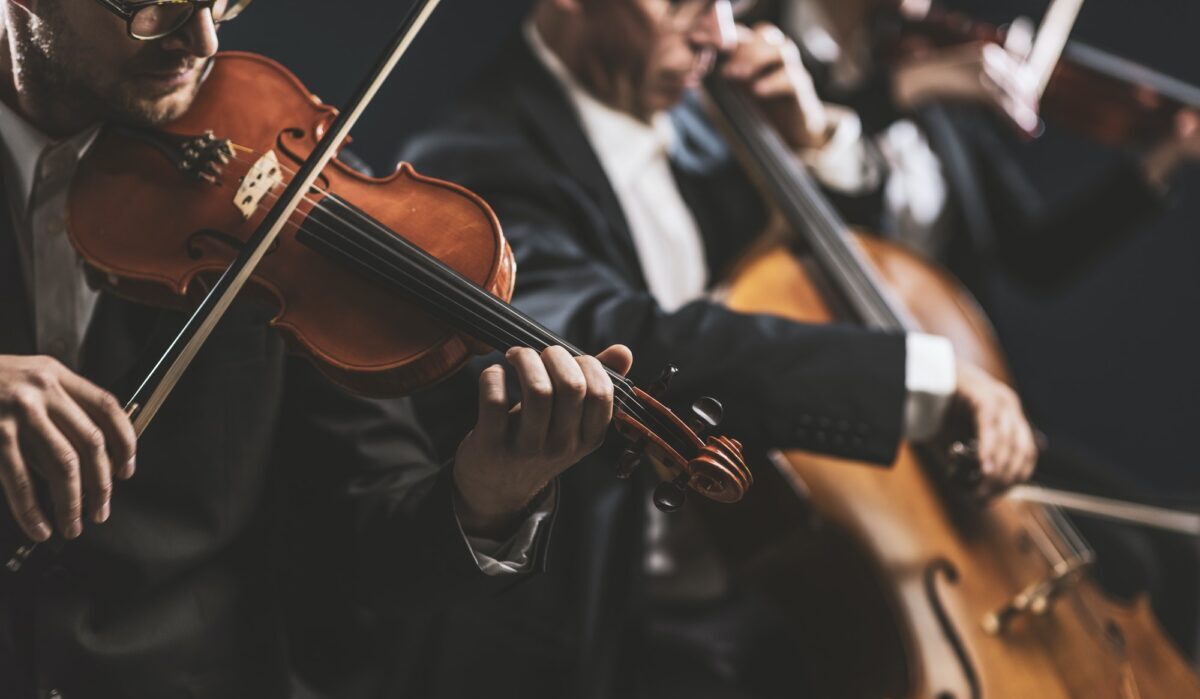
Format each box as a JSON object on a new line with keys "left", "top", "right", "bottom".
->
{"left": 91, "top": 0, "right": 251, "bottom": 41}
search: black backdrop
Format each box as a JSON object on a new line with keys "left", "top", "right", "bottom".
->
{"left": 223, "top": 0, "right": 1200, "bottom": 494}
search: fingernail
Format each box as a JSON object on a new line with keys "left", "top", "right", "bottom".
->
{"left": 67, "top": 519, "right": 82, "bottom": 540}
{"left": 96, "top": 502, "right": 110, "bottom": 524}
{"left": 121, "top": 458, "right": 136, "bottom": 479}
{"left": 33, "top": 522, "right": 51, "bottom": 542}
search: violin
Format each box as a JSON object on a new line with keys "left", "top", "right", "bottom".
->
{"left": 5, "top": 1, "right": 750, "bottom": 571}
{"left": 878, "top": 2, "right": 1200, "bottom": 147}
{"left": 705, "top": 68, "right": 1200, "bottom": 698}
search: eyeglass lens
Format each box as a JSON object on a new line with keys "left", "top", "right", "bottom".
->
{"left": 129, "top": 0, "right": 238, "bottom": 39}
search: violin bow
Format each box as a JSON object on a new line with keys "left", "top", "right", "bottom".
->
{"left": 8, "top": 0, "right": 445, "bottom": 572}
{"left": 1025, "top": 0, "right": 1086, "bottom": 98}
{"left": 124, "top": 0, "right": 444, "bottom": 435}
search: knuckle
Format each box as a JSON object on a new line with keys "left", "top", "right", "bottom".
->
{"left": 24, "top": 364, "right": 59, "bottom": 390}
{"left": 95, "top": 481, "right": 114, "bottom": 500}
{"left": 10, "top": 476, "right": 34, "bottom": 504}
{"left": 97, "top": 391, "right": 123, "bottom": 415}
{"left": 84, "top": 426, "right": 107, "bottom": 454}
{"left": 526, "top": 381, "right": 554, "bottom": 402}
{"left": 0, "top": 422, "right": 15, "bottom": 448}
{"left": 10, "top": 386, "right": 43, "bottom": 416}
{"left": 54, "top": 448, "right": 81, "bottom": 475}
{"left": 561, "top": 379, "right": 587, "bottom": 400}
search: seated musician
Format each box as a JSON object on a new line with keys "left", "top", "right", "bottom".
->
{"left": 771, "top": 0, "right": 1200, "bottom": 295}
{"left": 0, "top": 1, "right": 632, "bottom": 697}
{"left": 402, "top": 0, "right": 1037, "bottom": 696}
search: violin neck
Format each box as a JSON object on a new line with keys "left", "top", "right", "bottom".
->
{"left": 705, "top": 74, "right": 913, "bottom": 334}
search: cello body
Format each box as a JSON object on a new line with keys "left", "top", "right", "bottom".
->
{"left": 723, "top": 232, "right": 1200, "bottom": 698}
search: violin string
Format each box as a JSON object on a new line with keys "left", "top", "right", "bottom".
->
{"left": 217, "top": 149, "right": 698, "bottom": 457}
{"left": 289, "top": 202, "right": 691, "bottom": 454}
{"left": 218, "top": 161, "right": 690, "bottom": 456}
{"left": 273, "top": 197, "right": 696, "bottom": 457}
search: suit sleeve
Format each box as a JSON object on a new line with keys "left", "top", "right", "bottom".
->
{"left": 405, "top": 130, "right": 908, "bottom": 465}
{"left": 273, "top": 356, "right": 547, "bottom": 616}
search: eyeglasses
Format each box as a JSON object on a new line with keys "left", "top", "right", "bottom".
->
{"left": 665, "top": 0, "right": 728, "bottom": 31}
{"left": 93, "top": 0, "right": 253, "bottom": 41}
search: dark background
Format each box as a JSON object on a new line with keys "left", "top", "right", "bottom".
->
{"left": 223, "top": 0, "right": 1199, "bottom": 495}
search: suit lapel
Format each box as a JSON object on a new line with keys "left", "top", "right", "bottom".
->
{"left": 0, "top": 169, "right": 34, "bottom": 356}
{"left": 504, "top": 39, "right": 649, "bottom": 288}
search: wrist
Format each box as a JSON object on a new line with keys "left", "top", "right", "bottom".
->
{"left": 1141, "top": 142, "right": 1181, "bottom": 191}
{"left": 452, "top": 459, "right": 545, "bottom": 539}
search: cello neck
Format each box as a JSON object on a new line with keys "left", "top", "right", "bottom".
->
{"left": 704, "top": 72, "right": 914, "bottom": 333}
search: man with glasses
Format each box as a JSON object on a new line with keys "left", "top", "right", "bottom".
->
{"left": 403, "top": 0, "right": 1037, "bottom": 696}
{"left": 0, "top": 1, "right": 632, "bottom": 697}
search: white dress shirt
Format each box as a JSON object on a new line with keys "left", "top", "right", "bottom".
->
{"left": 526, "top": 23, "right": 957, "bottom": 597}
{"left": 525, "top": 24, "right": 957, "bottom": 440}
{"left": 0, "top": 99, "right": 545, "bottom": 576}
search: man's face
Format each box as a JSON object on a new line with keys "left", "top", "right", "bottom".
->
{"left": 574, "top": 0, "right": 736, "bottom": 117}
{"left": 22, "top": 0, "right": 220, "bottom": 126}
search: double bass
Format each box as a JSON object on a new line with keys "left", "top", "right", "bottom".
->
{"left": 706, "top": 69, "right": 1200, "bottom": 697}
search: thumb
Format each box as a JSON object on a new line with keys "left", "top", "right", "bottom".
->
{"left": 595, "top": 344, "right": 634, "bottom": 377}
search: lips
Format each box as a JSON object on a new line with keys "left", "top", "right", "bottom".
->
{"left": 137, "top": 63, "right": 199, "bottom": 87}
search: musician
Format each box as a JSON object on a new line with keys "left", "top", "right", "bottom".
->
{"left": 403, "top": 0, "right": 1037, "bottom": 696}
{"left": 772, "top": 0, "right": 1200, "bottom": 295}
{"left": 0, "top": 1, "right": 632, "bottom": 697}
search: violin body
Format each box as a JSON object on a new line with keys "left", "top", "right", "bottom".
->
{"left": 69, "top": 52, "right": 514, "bottom": 397}
{"left": 723, "top": 231, "right": 1200, "bottom": 698}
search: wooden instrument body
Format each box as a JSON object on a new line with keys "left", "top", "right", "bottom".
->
{"left": 724, "top": 232, "right": 1200, "bottom": 698}
{"left": 69, "top": 52, "right": 514, "bottom": 397}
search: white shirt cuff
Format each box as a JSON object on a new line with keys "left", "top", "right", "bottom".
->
{"left": 454, "top": 481, "right": 557, "bottom": 576}
{"left": 799, "top": 104, "right": 882, "bottom": 195}
{"left": 903, "top": 332, "right": 957, "bottom": 442}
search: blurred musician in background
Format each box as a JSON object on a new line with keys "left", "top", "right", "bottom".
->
{"left": 401, "top": 1, "right": 1037, "bottom": 697}
{"left": 748, "top": 0, "right": 1200, "bottom": 298}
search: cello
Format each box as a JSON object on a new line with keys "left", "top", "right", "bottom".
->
{"left": 705, "top": 68, "right": 1200, "bottom": 698}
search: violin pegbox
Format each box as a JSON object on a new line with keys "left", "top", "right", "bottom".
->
{"left": 611, "top": 364, "right": 752, "bottom": 513}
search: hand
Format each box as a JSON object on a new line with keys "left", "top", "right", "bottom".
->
{"left": 453, "top": 345, "right": 634, "bottom": 539}
{"left": 1141, "top": 109, "right": 1200, "bottom": 189}
{"left": 722, "top": 22, "right": 831, "bottom": 149}
{"left": 0, "top": 356, "right": 137, "bottom": 542}
{"left": 939, "top": 362, "right": 1038, "bottom": 497}
{"left": 892, "top": 42, "right": 1040, "bottom": 135}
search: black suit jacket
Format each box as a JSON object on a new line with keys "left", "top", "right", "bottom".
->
{"left": 400, "top": 36, "right": 909, "bottom": 698}
{"left": 0, "top": 168, "right": 535, "bottom": 697}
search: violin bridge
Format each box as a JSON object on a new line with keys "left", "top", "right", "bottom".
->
{"left": 234, "top": 150, "right": 283, "bottom": 220}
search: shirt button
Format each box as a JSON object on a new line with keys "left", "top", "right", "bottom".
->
{"left": 47, "top": 690, "right": 63, "bottom": 699}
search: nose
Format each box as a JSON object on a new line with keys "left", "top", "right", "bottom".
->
{"left": 689, "top": 1, "right": 738, "bottom": 53}
{"left": 159, "top": 8, "right": 220, "bottom": 59}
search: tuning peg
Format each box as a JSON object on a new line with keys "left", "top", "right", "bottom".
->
{"left": 616, "top": 446, "right": 644, "bottom": 479}
{"left": 649, "top": 364, "right": 678, "bottom": 397}
{"left": 653, "top": 474, "right": 690, "bottom": 513}
{"left": 689, "top": 396, "right": 724, "bottom": 433}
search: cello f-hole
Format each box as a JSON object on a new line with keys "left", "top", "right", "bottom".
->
{"left": 924, "top": 559, "right": 981, "bottom": 699}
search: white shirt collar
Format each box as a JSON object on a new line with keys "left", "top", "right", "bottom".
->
{"left": 0, "top": 98, "right": 98, "bottom": 215}
{"left": 523, "top": 21, "right": 678, "bottom": 189}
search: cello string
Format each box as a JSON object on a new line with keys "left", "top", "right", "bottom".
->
{"left": 710, "top": 73, "right": 1090, "bottom": 554}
